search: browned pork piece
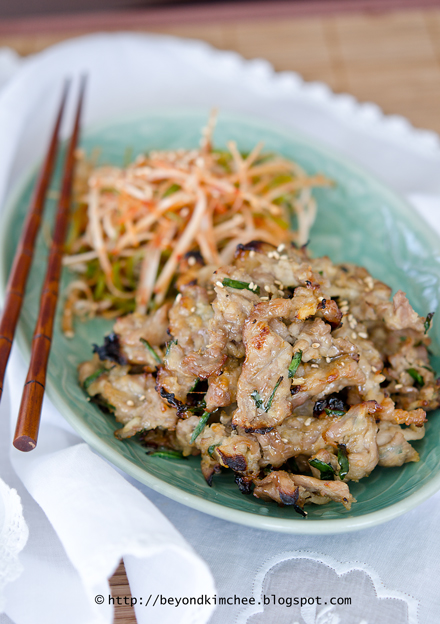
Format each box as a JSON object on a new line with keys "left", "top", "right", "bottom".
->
{"left": 253, "top": 470, "right": 355, "bottom": 513}
{"left": 79, "top": 355, "right": 177, "bottom": 439}
{"left": 79, "top": 239, "right": 438, "bottom": 515}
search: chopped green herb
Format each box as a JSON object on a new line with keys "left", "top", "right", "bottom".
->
{"left": 309, "top": 458, "right": 335, "bottom": 481}
{"left": 165, "top": 339, "right": 178, "bottom": 357}
{"left": 83, "top": 368, "right": 106, "bottom": 390}
{"left": 422, "top": 365, "right": 434, "bottom": 374}
{"left": 89, "top": 395, "right": 115, "bottom": 413}
{"left": 208, "top": 443, "right": 221, "bottom": 457}
{"left": 337, "top": 444, "right": 349, "bottom": 480}
{"left": 400, "top": 336, "right": 407, "bottom": 342}
{"left": 163, "top": 183, "right": 181, "bottom": 197}
{"left": 190, "top": 411, "right": 211, "bottom": 444}
{"left": 265, "top": 376, "right": 283, "bottom": 412}
{"left": 285, "top": 457, "right": 299, "bottom": 473}
{"left": 140, "top": 338, "right": 162, "bottom": 364}
{"left": 189, "top": 379, "right": 201, "bottom": 393}
{"left": 407, "top": 368, "right": 424, "bottom": 387}
{"left": 324, "top": 408, "right": 346, "bottom": 417}
{"left": 251, "top": 390, "right": 264, "bottom": 410}
{"left": 147, "top": 449, "right": 184, "bottom": 459}
{"left": 222, "top": 278, "right": 260, "bottom": 294}
{"left": 288, "top": 350, "right": 302, "bottom": 378}
{"left": 424, "top": 312, "right": 434, "bottom": 334}
{"left": 251, "top": 377, "right": 283, "bottom": 412}
{"left": 184, "top": 399, "right": 207, "bottom": 417}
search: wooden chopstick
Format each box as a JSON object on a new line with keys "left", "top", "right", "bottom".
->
{"left": 0, "top": 81, "right": 70, "bottom": 406}
{"left": 13, "top": 76, "right": 87, "bottom": 452}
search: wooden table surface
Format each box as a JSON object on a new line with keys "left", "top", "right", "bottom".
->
{"left": 2, "top": 2, "right": 440, "bottom": 622}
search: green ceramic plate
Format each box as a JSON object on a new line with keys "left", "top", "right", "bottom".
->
{"left": 2, "top": 110, "right": 440, "bottom": 534}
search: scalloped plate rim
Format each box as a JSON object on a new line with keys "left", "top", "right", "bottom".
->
{"left": 2, "top": 109, "right": 440, "bottom": 534}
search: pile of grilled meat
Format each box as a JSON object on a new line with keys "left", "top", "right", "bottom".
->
{"left": 79, "top": 241, "right": 438, "bottom": 516}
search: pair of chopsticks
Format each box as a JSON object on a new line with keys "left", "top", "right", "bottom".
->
{"left": 0, "top": 76, "right": 87, "bottom": 452}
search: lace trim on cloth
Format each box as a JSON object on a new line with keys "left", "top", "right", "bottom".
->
{"left": 0, "top": 479, "right": 28, "bottom": 612}
{"left": 237, "top": 551, "right": 419, "bottom": 624}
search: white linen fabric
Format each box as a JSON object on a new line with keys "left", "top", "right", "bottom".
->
{"left": 0, "top": 34, "right": 440, "bottom": 624}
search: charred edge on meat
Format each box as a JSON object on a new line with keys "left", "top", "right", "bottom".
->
{"left": 217, "top": 450, "right": 247, "bottom": 472}
{"left": 156, "top": 384, "right": 182, "bottom": 409}
{"left": 205, "top": 465, "right": 221, "bottom": 487}
{"left": 92, "top": 332, "right": 126, "bottom": 365}
{"left": 244, "top": 426, "right": 274, "bottom": 434}
{"left": 313, "top": 394, "right": 347, "bottom": 418}
{"left": 278, "top": 487, "right": 307, "bottom": 517}
{"left": 235, "top": 474, "right": 253, "bottom": 495}
{"left": 235, "top": 240, "right": 276, "bottom": 257}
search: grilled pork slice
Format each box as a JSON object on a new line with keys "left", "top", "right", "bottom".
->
{"left": 80, "top": 360, "right": 177, "bottom": 439}
{"left": 253, "top": 470, "right": 355, "bottom": 511}
{"left": 157, "top": 283, "right": 213, "bottom": 404}
{"left": 205, "top": 357, "right": 242, "bottom": 412}
{"left": 324, "top": 401, "right": 380, "bottom": 481}
{"left": 376, "top": 421, "right": 421, "bottom": 466}
{"left": 256, "top": 414, "right": 332, "bottom": 467}
{"left": 113, "top": 304, "right": 170, "bottom": 365}
{"left": 182, "top": 266, "right": 259, "bottom": 377}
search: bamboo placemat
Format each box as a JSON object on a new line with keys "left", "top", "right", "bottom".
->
{"left": 3, "top": 4, "right": 440, "bottom": 623}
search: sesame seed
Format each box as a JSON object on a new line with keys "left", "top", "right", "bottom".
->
{"left": 349, "top": 321, "right": 356, "bottom": 329}
{"left": 249, "top": 281, "right": 255, "bottom": 290}
{"left": 139, "top": 395, "right": 146, "bottom": 401}
{"left": 311, "top": 364, "right": 319, "bottom": 369}
{"left": 249, "top": 250, "right": 255, "bottom": 258}
{"left": 277, "top": 244, "right": 285, "bottom": 252}
{"left": 267, "top": 251, "right": 275, "bottom": 259}
{"left": 358, "top": 332, "right": 368, "bottom": 339}
{"left": 273, "top": 251, "right": 280, "bottom": 260}
{"left": 326, "top": 357, "right": 331, "bottom": 363}
{"left": 312, "top": 342, "right": 320, "bottom": 348}
{"left": 205, "top": 344, "right": 213, "bottom": 349}
{"left": 351, "top": 332, "right": 357, "bottom": 340}
{"left": 190, "top": 307, "right": 196, "bottom": 313}
{"left": 281, "top": 438, "right": 289, "bottom": 444}
{"left": 305, "top": 418, "right": 312, "bottom": 426}
{"left": 395, "top": 384, "right": 403, "bottom": 390}
{"left": 187, "top": 256, "right": 196, "bottom": 266}
{"left": 126, "top": 400, "right": 134, "bottom": 407}
{"left": 216, "top": 281, "right": 224, "bottom": 288}
{"left": 341, "top": 362, "right": 345, "bottom": 366}
{"left": 260, "top": 296, "right": 269, "bottom": 301}
{"left": 340, "top": 307, "right": 349, "bottom": 315}
{"left": 348, "top": 314, "right": 354, "bottom": 321}
{"left": 281, "top": 255, "right": 289, "bottom": 260}
{"left": 175, "top": 293, "right": 182, "bottom": 303}
{"left": 264, "top": 285, "right": 271, "bottom": 293}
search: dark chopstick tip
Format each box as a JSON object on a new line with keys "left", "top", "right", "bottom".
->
{"left": 13, "top": 435, "right": 37, "bottom": 452}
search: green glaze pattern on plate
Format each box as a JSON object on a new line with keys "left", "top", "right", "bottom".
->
{"left": 2, "top": 110, "right": 440, "bottom": 534}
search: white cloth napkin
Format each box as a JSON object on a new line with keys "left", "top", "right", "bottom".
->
{"left": 1, "top": 347, "right": 216, "bottom": 624}
{"left": 1, "top": 33, "right": 440, "bottom": 624}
